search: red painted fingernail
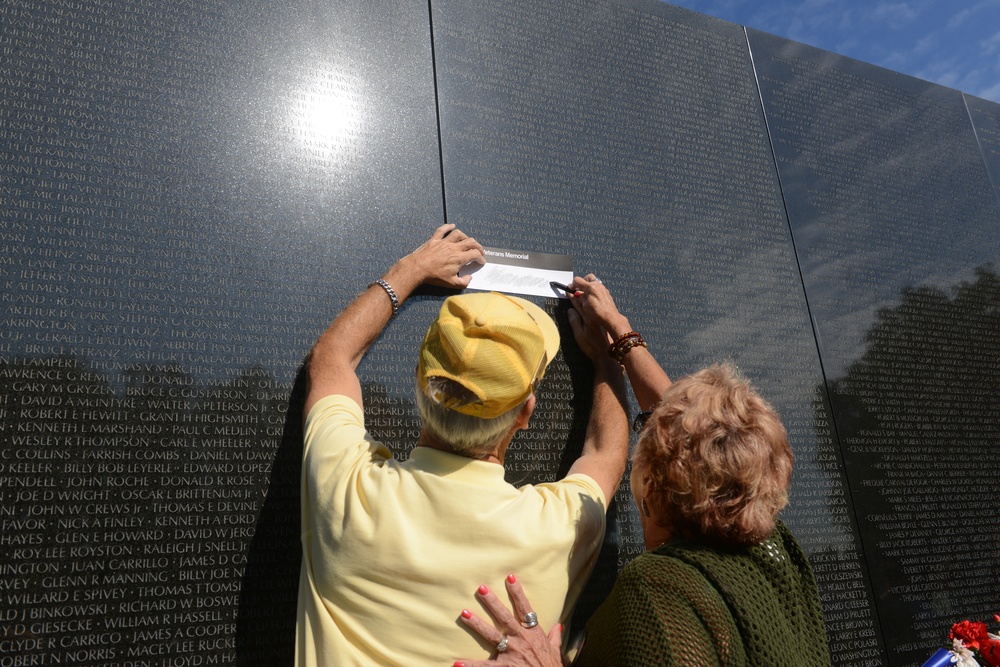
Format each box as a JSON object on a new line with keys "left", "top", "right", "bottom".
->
{"left": 461, "top": 609, "right": 472, "bottom": 619}
{"left": 506, "top": 574, "right": 516, "bottom": 584}
{"left": 478, "top": 585, "right": 489, "bottom": 596}
{"left": 454, "top": 662, "right": 465, "bottom": 667}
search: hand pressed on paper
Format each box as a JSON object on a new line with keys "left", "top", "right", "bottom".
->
{"left": 397, "top": 223, "right": 484, "bottom": 290}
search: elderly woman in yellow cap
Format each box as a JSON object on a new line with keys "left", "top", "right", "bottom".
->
{"left": 298, "top": 226, "right": 631, "bottom": 667}
{"left": 454, "top": 276, "right": 830, "bottom": 667}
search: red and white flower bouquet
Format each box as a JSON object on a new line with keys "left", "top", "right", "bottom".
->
{"left": 923, "top": 615, "right": 1000, "bottom": 667}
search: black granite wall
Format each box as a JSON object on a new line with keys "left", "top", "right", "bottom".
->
{"left": 2, "top": 1, "right": 998, "bottom": 666}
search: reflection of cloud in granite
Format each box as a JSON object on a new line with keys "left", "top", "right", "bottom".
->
{"left": 646, "top": 230, "right": 856, "bottom": 563}
{"left": 670, "top": 237, "right": 820, "bottom": 405}
{"left": 756, "top": 52, "right": 999, "bottom": 383}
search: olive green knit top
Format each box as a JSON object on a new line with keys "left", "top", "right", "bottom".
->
{"left": 576, "top": 521, "right": 831, "bottom": 667}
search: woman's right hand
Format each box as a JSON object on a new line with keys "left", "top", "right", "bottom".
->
{"left": 569, "top": 274, "right": 630, "bottom": 338}
{"left": 569, "top": 273, "right": 671, "bottom": 408}
{"left": 455, "top": 575, "right": 564, "bottom": 667}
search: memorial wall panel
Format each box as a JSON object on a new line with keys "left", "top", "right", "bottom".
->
{"left": 4, "top": 0, "right": 1000, "bottom": 665}
{"left": 967, "top": 94, "right": 1000, "bottom": 205}
{"left": 0, "top": 0, "right": 444, "bottom": 664}
{"left": 750, "top": 29, "right": 1000, "bottom": 667}
{"left": 431, "top": 3, "right": 878, "bottom": 661}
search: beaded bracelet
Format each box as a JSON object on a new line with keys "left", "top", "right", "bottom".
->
{"left": 370, "top": 278, "right": 400, "bottom": 317}
{"left": 608, "top": 331, "right": 647, "bottom": 364}
{"left": 608, "top": 331, "right": 643, "bottom": 357}
{"left": 613, "top": 336, "right": 647, "bottom": 364}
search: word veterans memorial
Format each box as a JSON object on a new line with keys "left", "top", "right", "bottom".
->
{"left": 2, "top": 0, "right": 999, "bottom": 666}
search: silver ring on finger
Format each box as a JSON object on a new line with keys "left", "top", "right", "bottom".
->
{"left": 497, "top": 636, "right": 509, "bottom": 653}
{"left": 522, "top": 611, "right": 538, "bottom": 628}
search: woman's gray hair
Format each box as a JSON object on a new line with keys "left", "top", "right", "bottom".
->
{"left": 415, "top": 376, "right": 525, "bottom": 458}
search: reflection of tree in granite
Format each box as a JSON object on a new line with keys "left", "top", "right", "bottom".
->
{"left": 0, "top": 355, "right": 298, "bottom": 665}
{"left": 826, "top": 265, "right": 1000, "bottom": 661}
{"left": 236, "top": 366, "right": 305, "bottom": 666}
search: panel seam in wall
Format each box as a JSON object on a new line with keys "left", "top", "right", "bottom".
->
{"left": 427, "top": 0, "right": 450, "bottom": 225}
{"left": 963, "top": 92, "right": 1000, "bottom": 217}
{"left": 742, "top": 25, "right": 891, "bottom": 665}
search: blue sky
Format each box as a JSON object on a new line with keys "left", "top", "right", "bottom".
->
{"left": 662, "top": 0, "right": 1000, "bottom": 103}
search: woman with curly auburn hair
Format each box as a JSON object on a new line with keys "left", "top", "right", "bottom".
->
{"left": 634, "top": 363, "right": 794, "bottom": 550}
{"left": 456, "top": 277, "right": 830, "bottom": 667}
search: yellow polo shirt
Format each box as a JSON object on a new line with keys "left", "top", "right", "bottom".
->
{"left": 296, "top": 395, "right": 606, "bottom": 667}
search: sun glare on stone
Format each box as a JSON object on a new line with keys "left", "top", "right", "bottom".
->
{"left": 288, "top": 66, "right": 363, "bottom": 163}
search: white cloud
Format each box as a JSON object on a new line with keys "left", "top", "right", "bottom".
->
{"left": 947, "top": 0, "right": 998, "bottom": 30}
{"left": 746, "top": 0, "right": 856, "bottom": 49}
{"left": 982, "top": 29, "right": 1000, "bottom": 55}
{"left": 872, "top": 2, "right": 918, "bottom": 28}
{"left": 878, "top": 33, "right": 936, "bottom": 73}
{"left": 915, "top": 56, "right": 965, "bottom": 88}
{"left": 947, "top": 7, "right": 975, "bottom": 29}
{"left": 661, "top": 0, "right": 1000, "bottom": 103}
{"left": 976, "top": 79, "right": 1000, "bottom": 101}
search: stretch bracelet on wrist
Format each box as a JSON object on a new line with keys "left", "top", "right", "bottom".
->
{"left": 370, "top": 278, "right": 400, "bottom": 317}
{"left": 613, "top": 336, "right": 646, "bottom": 363}
{"left": 608, "top": 331, "right": 642, "bottom": 358}
{"left": 608, "top": 331, "right": 646, "bottom": 364}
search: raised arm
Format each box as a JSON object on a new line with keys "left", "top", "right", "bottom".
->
{"left": 569, "top": 275, "right": 671, "bottom": 411}
{"left": 303, "top": 224, "right": 484, "bottom": 420}
{"left": 564, "top": 298, "right": 630, "bottom": 504}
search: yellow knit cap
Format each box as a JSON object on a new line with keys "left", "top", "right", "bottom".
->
{"left": 418, "top": 292, "right": 560, "bottom": 418}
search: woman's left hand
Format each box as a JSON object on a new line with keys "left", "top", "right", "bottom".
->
{"left": 454, "top": 574, "right": 564, "bottom": 667}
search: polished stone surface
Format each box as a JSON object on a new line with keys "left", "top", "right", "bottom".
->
{"left": 432, "top": 4, "right": 874, "bottom": 653}
{"left": 2, "top": 0, "right": 1000, "bottom": 665}
{"left": 1, "top": 0, "right": 443, "bottom": 663}
{"left": 967, "top": 94, "right": 1000, "bottom": 203}
{"left": 750, "top": 28, "right": 1000, "bottom": 666}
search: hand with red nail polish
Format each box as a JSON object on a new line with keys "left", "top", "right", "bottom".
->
{"left": 455, "top": 575, "right": 563, "bottom": 667}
